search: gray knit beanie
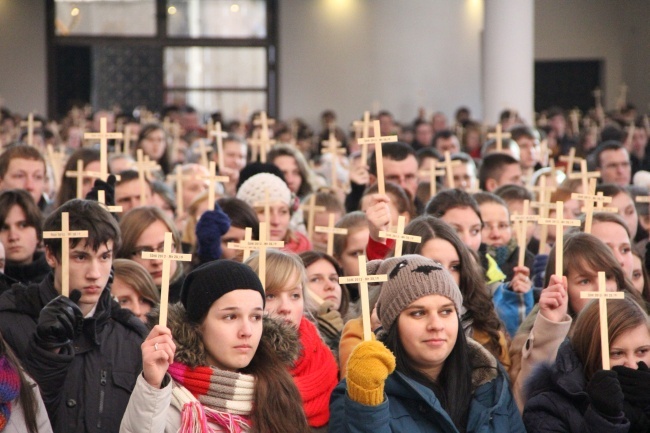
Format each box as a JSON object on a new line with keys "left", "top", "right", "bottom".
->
{"left": 372, "top": 255, "right": 463, "bottom": 332}
{"left": 236, "top": 172, "right": 292, "bottom": 208}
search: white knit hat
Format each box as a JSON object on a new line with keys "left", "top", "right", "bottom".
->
{"left": 236, "top": 172, "right": 292, "bottom": 207}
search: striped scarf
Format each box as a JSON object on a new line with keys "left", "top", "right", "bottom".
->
{"left": 168, "top": 362, "right": 255, "bottom": 433}
{"left": 0, "top": 357, "right": 20, "bottom": 431}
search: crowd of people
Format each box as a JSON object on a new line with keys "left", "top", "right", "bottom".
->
{"left": 0, "top": 100, "right": 648, "bottom": 432}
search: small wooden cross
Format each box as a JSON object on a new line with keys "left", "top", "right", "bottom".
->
{"left": 357, "top": 120, "right": 398, "bottom": 195}
{"left": 572, "top": 178, "right": 612, "bottom": 233}
{"left": 20, "top": 113, "right": 42, "bottom": 147}
{"left": 537, "top": 201, "right": 581, "bottom": 277}
{"left": 379, "top": 215, "right": 422, "bottom": 258}
{"left": 419, "top": 159, "right": 446, "bottom": 197}
{"left": 487, "top": 124, "right": 511, "bottom": 152}
{"left": 579, "top": 272, "right": 625, "bottom": 370}
{"left": 339, "top": 255, "right": 388, "bottom": 341}
{"left": 539, "top": 138, "right": 550, "bottom": 167}
{"left": 568, "top": 160, "right": 600, "bottom": 193}
{"left": 141, "top": 232, "right": 192, "bottom": 327}
{"left": 97, "top": 190, "right": 122, "bottom": 213}
{"left": 321, "top": 132, "right": 346, "bottom": 190}
{"left": 530, "top": 174, "right": 556, "bottom": 204}
{"left": 166, "top": 165, "right": 201, "bottom": 215}
{"left": 510, "top": 200, "right": 538, "bottom": 267}
{"left": 193, "top": 139, "right": 211, "bottom": 169}
{"left": 209, "top": 121, "right": 229, "bottom": 175}
{"left": 558, "top": 147, "right": 582, "bottom": 176}
{"left": 301, "top": 194, "right": 326, "bottom": 242}
{"left": 84, "top": 117, "right": 123, "bottom": 182}
{"left": 250, "top": 112, "right": 276, "bottom": 163}
{"left": 569, "top": 109, "right": 581, "bottom": 137}
{"left": 43, "top": 212, "right": 89, "bottom": 298}
{"left": 65, "top": 159, "right": 98, "bottom": 199}
{"left": 227, "top": 227, "right": 254, "bottom": 261}
{"left": 134, "top": 149, "right": 159, "bottom": 206}
{"left": 625, "top": 122, "right": 636, "bottom": 152}
{"left": 246, "top": 222, "right": 285, "bottom": 289}
{"left": 199, "top": 161, "right": 229, "bottom": 211}
{"left": 121, "top": 124, "right": 136, "bottom": 156}
{"left": 47, "top": 144, "right": 67, "bottom": 192}
{"left": 354, "top": 111, "right": 372, "bottom": 165}
{"left": 315, "top": 213, "right": 348, "bottom": 256}
{"left": 442, "top": 151, "right": 463, "bottom": 189}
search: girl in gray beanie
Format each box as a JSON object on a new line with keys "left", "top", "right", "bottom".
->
{"left": 329, "top": 255, "right": 525, "bottom": 433}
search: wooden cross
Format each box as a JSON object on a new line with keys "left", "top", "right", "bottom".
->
{"left": 301, "top": 194, "right": 326, "bottom": 242}
{"left": 568, "top": 160, "right": 600, "bottom": 193}
{"left": 580, "top": 272, "right": 624, "bottom": 370}
{"left": 193, "top": 139, "right": 210, "bottom": 169}
{"left": 250, "top": 112, "right": 276, "bottom": 163}
{"left": 419, "top": 159, "right": 445, "bottom": 197}
{"left": 339, "top": 255, "right": 388, "bottom": 341}
{"left": 65, "top": 159, "right": 98, "bottom": 199}
{"left": 122, "top": 124, "right": 136, "bottom": 156}
{"left": 379, "top": 215, "right": 422, "bottom": 257}
{"left": 166, "top": 166, "right": 200, "bottom": 215}
{"left": 209, "top": 121, "right": 229, "bottom": 175}
{"left": 442, "top": 151, "right": 462, "bottom": 189}
{"left": 321, "top": 132, "right": 346, "bottom": 189}
{"left": 43, "top": 212, "right": 89, "bottom": 298}
{"left": 357, "top": 120, "right": 398, "bottom": 195}
{"left": 558, "top": 147, "right": 582, "bottom": 176}
{"left": 84, "top": 117, "right": 123, "bottom": 182}
{"left": 20, "top": 113, "right": 42, "bottom": 147}
{"left": 593, "top": 88, "right": 605, "bottom": 128}
{"left": 246, "top": 222, "right": 285, "bottom": 289}
{"left": 530, "top": 174, "right": 556, "bottom": 204}
{"left": 47, "top": 144, "right": 67, "bottom": 192}
{"left": 255, "top": 188, "right": 272, "bottom": 239}
{"left": 141, "top": 232, "right": 192, "bottom": 327}
{"left": 539, "top": 138, "right": 550, "bottom": 167}
{"left": 226, "top": 227, "right": 254, "bottom": 261}
{"left": 199, "top": 161, "right": 229, "bottom": 211}
{"left": 510, "top": 200, "right": 538, "bottom": 267}
{"left": 487, "top": 124, "right": 511, "bottom": 152}
{"left": 572, "top": 178, "right": 612, "bottom": 234}
{"left": 569, "top": 109, "right": 581, "bottom": 137}
{"left": 625, "top": 122, "right": 636, "bottom": 152}
{"left": 355, "top": 111, "right": 372, "bottom": 165}
{"left": 134, "top": 149, "right": 158, "bottom": 206}
{"left": 97, "top": 190, "right": 122, "bottom": 213}
{"left": 537, "top": 201, "right": 581, "bottom": 277}
{"left": 315, "top": 213, "right": 348, "bottom": 256}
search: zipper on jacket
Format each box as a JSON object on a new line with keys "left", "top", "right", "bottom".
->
{"left": 98, "top": 369, "right": 107, "bottom": 428}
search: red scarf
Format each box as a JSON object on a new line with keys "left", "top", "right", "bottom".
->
{"left": 290, "top": 317, "right": 339, "bottom": 428}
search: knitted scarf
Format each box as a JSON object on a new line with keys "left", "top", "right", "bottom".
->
{"left": 486, "top": 237, "right": 518, "bottom": 271}
{"left": 168, "top": 362, "right": 254, "bottom": 433}
{"left": 291, "top": 317, "right": 339, "bottom": 428}
{"left": 0, "top": 357, "right": 20, "bottom": 431}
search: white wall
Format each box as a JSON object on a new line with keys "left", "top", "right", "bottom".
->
{"left": 278, "top": 0, "right": 484, "bottom": 130}
{"left": 0, "top": 0, "right": 47, "bottom": 117}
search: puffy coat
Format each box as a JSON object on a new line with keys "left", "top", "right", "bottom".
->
{"left": 329, "top": 339, "right": 525, "bottom": 433}
{"left": 523, "top": 339, "right": 630, "bottom": 432}
{"left": 0, "top": 274, "right": 147, "bottom": 433}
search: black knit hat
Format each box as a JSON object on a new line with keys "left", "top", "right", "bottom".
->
{"left": 180, "top": 260, "right": 265, "bottom": 323}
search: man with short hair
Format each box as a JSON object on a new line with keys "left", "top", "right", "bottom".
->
{"left": 594, "top": 141, "right": 632, "bottom": 186}
{"left": 478, "top": 153, "right": 523, "bottom": 192}
{"left": 0, "top": 199, "right": 146, "bottom": 432}
{"left": 0, "top": 145, "right": 48, "bottom": 211}
{"left": 411, "top": 119, "right": 434, "bottom": 151}
{"left": 114, "top": 169, "right": 152, "bottom": 214}
{"left": 510, "top": 126, "right": 541, "bottom": 176}
{"left": 432, "top": 130, "right": 460, "bottom": 154}
{"left": 214, "top": 134, "right": 248, "bottom": 196}
{"left": 442, "top": 153, "right": 478, "bottom": 192}
{"left": 368, "top": 141, "right": 422, "bottom": 210}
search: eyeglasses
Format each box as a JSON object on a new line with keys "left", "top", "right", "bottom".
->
{"left": 132, "top": 242, "right": 176, "bottom": 257}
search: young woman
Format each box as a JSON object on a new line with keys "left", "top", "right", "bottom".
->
{"left": 268, "top": 144, "right": 318, "bottom": 200}
{"left": 299, "top": 251, "right": 350, "bottom": 357}
{"left": 425, "top": 188, "right": 483, "bottom": 253}
{"left": 112, "top": 259, "right": 159, "bottom": 323}
{"left": 524, "top": 297, "right": 650, "bottom": 432}
{"left": 332, "top": 211, "right": 369, "bottom": 302}
{"left": 245, "top": 250, "right": 338, "bottom": 432}
{"left": 135, "top": 124, "right": 170, "bottom": 176}
{"left": 118, "top": 206, "right": 185, "bottom": 303}
{"left": 596, "top": 183, "right": 639, "bottom": 239}
{"left": 329, "top": 255, "right": 525, "bottom": 432}
{"left": 236, "top": 172, "right": 312, "bottom": 254}
{"left": 120, "top": 260, "right": 310, "bottom": 433}
{"left": 509, "top": 232, "right": 645, "bottom": 410}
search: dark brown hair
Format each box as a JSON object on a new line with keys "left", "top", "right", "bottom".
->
{"left": 299, "top": 250, "right": 350, "bottom": 316}
{"left": 55, "top": 147, "right": 100, "bottom": 207}
{"left": 0, "top": 189, "right": 43, "bottom": 242}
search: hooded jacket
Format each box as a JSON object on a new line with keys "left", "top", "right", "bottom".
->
{"left": 0, "top": 274, "right": 147, "bottom": 433}
{"left": 329, "top": 339, "right": 525, "bottom": 433}
{"left": 120, "top": 303, "right": 302, "bottom": 433}
{"left": 523, "top": 339, "right": 630, "bottom": 432}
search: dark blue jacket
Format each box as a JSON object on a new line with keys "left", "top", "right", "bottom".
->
{"left": 523, "top": 340, "right": 630, "bottom": 432}
{"left": 329, "top": 339, "right": 525, "bottom": 433}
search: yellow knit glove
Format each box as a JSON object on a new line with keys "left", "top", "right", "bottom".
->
{"left": 346, "top": 340, "right": 396, "bottom": 406}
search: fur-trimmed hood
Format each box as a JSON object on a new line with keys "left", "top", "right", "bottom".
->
{"left": 467, "top": 337, "right": 499, "bottom": 390}
{"left": 148, "top": 303, "right": 301, "bottom": 368}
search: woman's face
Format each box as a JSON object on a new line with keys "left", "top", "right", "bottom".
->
{"left": 273, "top": 155, "right": 302, "bottom": 194}
{"left": 256, "top": 203, "right": 291, "bottom": 242}
{"left": 337, "top": 227, "right": 369, "bottom": 277}
{"left": 631, "top": 254, "right": 645, "bottom": 295}
{"left": 130, "top": 219, "right": 178, "bottom": 286}
{"left": 566, "top": 265, "right": 618, "bottom": 314}
{"left": 220, "top": 226, "right": 247, "bottom": 262}
{"left": 111, "top": 276, "right": 152, "bottom": 322}
{"left": 201, "top": 289, "right": 264, "bottom": 371}
{"left": 479, "top": 202, "right": 512, "bottom": 248}
{"left": 439, "top": 207, "right": 482, "bottom": 252}
{"left": 397, "top": 294, "right": 458, "bottom": 380}
{"left": 610, "top": 324, "right": 650, "bottom": 369}
{"left": 611, "top": 192, "right": 638, "bottom": 239}
{"left": 140, "top": 128, "right": 166, "bottom": 161}
{"left": 590, "top": 221, "right": 634, "bottom": 279}
{"left": 264, "top": 272, "right": 304, "bottom": 327}
{"left": 306, "top": 259, "right": 342, "bottom": 311}
{"left": 420, "top": 238, "right": 461, "bottom": 286}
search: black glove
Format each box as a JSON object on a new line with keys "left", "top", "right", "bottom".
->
{"left": 623, "top": 400, "right": 650, "bottom": 433}
{"left": 85, "top": 175, "right": 116, "bottom": 206}
{"left": 195, "top": 203, "right": 231, "bottom": 263}
{"left": 613, "top": 362, "right": 650, "bottom": 413}
{"left": 35, "top": 290, "right": 84, "bottom": 351}
{"left": 587, "top": 370, "right": 624, "bottom": 417}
